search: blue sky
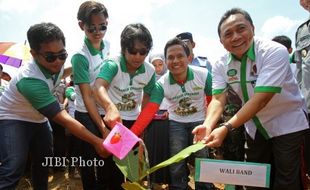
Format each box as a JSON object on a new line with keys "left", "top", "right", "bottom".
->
{"left": 1, "top": 0, "right": 309, "bottom": 65}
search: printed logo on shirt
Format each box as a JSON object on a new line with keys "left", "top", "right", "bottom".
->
{"left": 115, "top": 92, "right": 137, "bottom": 111}
{"left": 227, "top": 69, "right": 239, "bottom": 82}
{"left": 174, "top": 96, "right": 198, "bottom": 116}
{"left": 301, "top": 49, "right": 308, "bottom": 58}
{"left": 250, "top": 62, "right": 257, "bottom": 76}
{"left": 193, "top": 86, "right": 203, "bottom": 91}
{"left": 227, "top": 69, "right": 237, "bottom": 76}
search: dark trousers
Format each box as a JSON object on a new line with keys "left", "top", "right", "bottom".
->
{"left": 0, "top": 120, "right": 52, "bottom": 190}
{"left": 49, "top": 120, "right": 67, "bottom": 158}
{"left": 244, "top": 129, "right": 306, "bottom": 190}
{"left": 304, "top": 114, "right": 310, "bottom": 174}
{"left": 75, "top": 111, "right": 123, "bottom": 190}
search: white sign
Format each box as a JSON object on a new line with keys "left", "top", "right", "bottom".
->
{"left": 195, "top": 158, "right": 271, "bottom": 188}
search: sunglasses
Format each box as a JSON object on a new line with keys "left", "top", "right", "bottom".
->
{"left": 87, "top": 25, "right": 107, "bottom": 33}
{"left": 39, "top": 52, "right": 68, "bottom": 63}
{"left": 127, "top": 48, "right": 149, "bottom": 56}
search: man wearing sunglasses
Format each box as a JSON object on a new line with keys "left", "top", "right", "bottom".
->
{"left": 71, "top": 1, "right": 123, "bottom": 190}
{"left": 0, "top": 22, "right": 110, "bottom": 190}
{"left": 94, "top": 23, "right": 155, "bottom": 136}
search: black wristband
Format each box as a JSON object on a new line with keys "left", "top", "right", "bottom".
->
{"left": 221, "top": 122, "right": 234, "bottom": 131}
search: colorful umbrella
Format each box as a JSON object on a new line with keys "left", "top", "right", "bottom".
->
{"left": 0, "top": 41, "right": 32, "bottom": 80}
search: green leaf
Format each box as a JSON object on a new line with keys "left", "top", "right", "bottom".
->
{"left": 140, "top": 142, "right": 206, "bottom": 179}
{"left": 114, "top": 146, "right": 148, "bottom": 182}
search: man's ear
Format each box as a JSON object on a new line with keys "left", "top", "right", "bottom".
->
{"left": 30, "top": 49, "right": 36, "bottom": 57}
{"left": 289, "top": 47, "right": 293, "bottom": 54}
{"left": 188, "top": 54, "right": 193, "bottom": 63}
{"left": 220, "top": 38, "right": 223, "bottom": 45}
{"left": 192, "top": 41, "right": 196, "bottom": 48}
{"left": 78, "top": 20, "right": 85, "bottom": 31}
{"left": 252, "top": 25, "right": 255, "bottom": 35}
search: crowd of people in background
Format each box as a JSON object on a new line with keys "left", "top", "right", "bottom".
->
{"left": 0, "top": 0, "right": 309, "bottom": 190}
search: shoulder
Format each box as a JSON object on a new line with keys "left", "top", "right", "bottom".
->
{"left": 144, "top": 61, "right": 155, "bottom": 69}
{"left": 213, "top": 54, "right": 229, "bottom": 69}
{"left": 255, "top": 37, "right": 287, "bottom": 56}
{"left": 189, "top": 65, "right": 207, "bottom": 74}
{"left": 17, "top": 77, "right": 49, "bottom": 96}
{"left": 157, "top": 72, "right": 169, "bottom": 85}
{"left": 73, "top": 42, "right": 89, "bottom": 56}
{"left": 144, "top": 61, "right": 155, "bottom": 73}
{"left": 296, "top": 19, "right": 310, "bottom": 31}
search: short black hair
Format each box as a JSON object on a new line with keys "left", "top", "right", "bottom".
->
{"left": 27, "top": 22, "right": 65, "bottom": 52}
{"left": 272, "top": 35, "right": 292, "bottom": 50}
{"left": 120, "top": 23, "right": 153, "bottom": 55}
{"left": 0, "top": 64, "right": 3, "bottom": 71}
{"left": 218, "top": 8, "right": 254, "bottom": 37}
{"left": 77, "top": 1, "right": 108, "bottom": 25}
{"left": 164, "top": 37, "right": 190, "bottom": 58}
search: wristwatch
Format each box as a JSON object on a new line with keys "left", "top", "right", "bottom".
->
{"left": 220, "top": 122, "right": 234, "bottom": 132}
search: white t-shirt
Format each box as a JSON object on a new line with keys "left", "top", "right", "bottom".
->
{"left": 213, "top": 37, "right": 308, "bottom": 139}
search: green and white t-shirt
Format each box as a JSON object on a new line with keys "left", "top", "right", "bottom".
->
{"left": 0, "top": 60, "right": 63, "bottom": 123}
{"left": 71, "top": 37, "right": 110, "bottom": 113}
{"left": 150, "top": 66, "right": 212, "bottom": 122}
{"left": 97, "top": 55, "right": 156, "bottom": 120}
{"left": 213, "top": 37, "right": 308, "bottom": 139}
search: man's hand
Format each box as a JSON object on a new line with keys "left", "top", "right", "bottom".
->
{"left": 94, "top": 138, "right": 111, "bottom": 158}
{"left": 192, "top": 124, "right": 212, "bottom": 143}
{"left": 103, "top": 105, "right": 122, "bottom": 129}
{"left": 204, "top": 126, "right": 229, "bottom": 147}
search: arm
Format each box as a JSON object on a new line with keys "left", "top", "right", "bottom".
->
{"left": 93, "top": 78, "right": 121, "bottom": 129}
{"left": 131, "top": 82, "right": 163, "bottom": 136}
{"left": 130, "top": 102, "right": 160, "bottom": 136}
{"left": 72, "top": 54, "right": 108, "bottom": 137}
{"left": 142, "top": 72, "right": 156, "bottom": 109}
{"left": 192, "top": 92, "right": 226, "bottom": 143}
{"left": 52, "top": 110, "right": 110, "bottom": 157}
{"left": 79, "top": 83, "right": 109, "bottom": 138}
{"left": 141, "top": 93, "right": 150, "bottom": 109}
{"left": 204, "top": 92, "right": 275, "bottom": 147}
{"left": 94, "top": 60, "right": 121, "bottom": 129}
{"left": 16, "top": 78, "right": 110, "bottom": 157}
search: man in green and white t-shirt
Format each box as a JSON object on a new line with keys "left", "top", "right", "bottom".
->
{"left": 130, "top": 37, "right": 214, "bottom": 190}
{"left": 0, "top": 22, "right": 109, "bottom": 190}
{"left": 95, "top": 23, "right": 155, "bottom": 128}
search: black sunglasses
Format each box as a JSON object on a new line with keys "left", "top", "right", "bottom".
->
{"left": 87, "top": 25, "right": 107, "bottom": 33}
{"left": 127, "top": 48, "right": 149, "bottom": 56}
{"left": 39, "top": 52, "right": 68, "bottom": 63}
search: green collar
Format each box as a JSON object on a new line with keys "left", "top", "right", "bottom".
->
{"left": 119, "top": 55, "right": 146, "bottom": 74}
{"left": 169, "top": 66, "right": 194, "bottom": 84}
{"left": 227, "top": 41, "right": 256, "bottom": 64}
{"left": 35, "top": 60, "right": 53, "bottom": 79}
{"left": 34, "top": 60, "right": 61, "bottom": 81}
{"left": 84, "top": 37, "right": 104, "bottom": 56}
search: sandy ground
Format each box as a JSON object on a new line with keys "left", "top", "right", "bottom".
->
{"left": 16, "top": 167, "right": 224, "bottom": 190}
{"left": 15, "top": 166, "right": 310, "bottom": 190}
